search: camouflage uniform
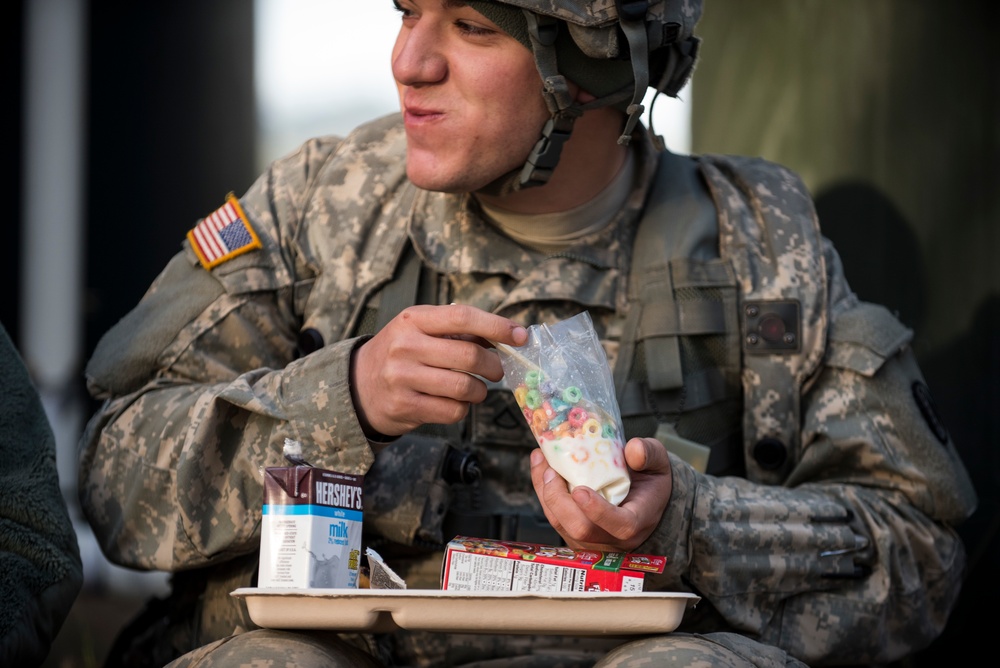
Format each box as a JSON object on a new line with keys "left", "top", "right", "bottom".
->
{"left": 80, "top": 113, "right": 976, "bottom": 667}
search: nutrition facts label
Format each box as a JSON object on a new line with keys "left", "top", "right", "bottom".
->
{"left": 445, "top": 551, "right": 588, "bottom": 592}
{"left": 266, "top": 518, "right": 300, "bottom": 584}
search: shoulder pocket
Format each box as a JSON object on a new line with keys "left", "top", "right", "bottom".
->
{"left": 87, "top": 251, "right": 227, "bottom": 397}
{"left": 825, "top": 302, "right": 913, "bottom": 376}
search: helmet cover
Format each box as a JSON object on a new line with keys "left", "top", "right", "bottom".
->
{"left": 468, "top": 0, "right": 702, "bottom": 104}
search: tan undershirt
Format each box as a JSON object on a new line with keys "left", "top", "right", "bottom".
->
{"left": 477, "top": 151, "right": 635, "bottom": 254}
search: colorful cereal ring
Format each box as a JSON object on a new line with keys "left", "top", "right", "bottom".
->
{"left": 513, "top": 386, "right": 529, "bottom": 408}
{"left": 568, "top": 407, "right": 588, "bottom": 427}
{"left": 582, "top": 418, "right": 602, "bottom": 436}
{"left": 550, "top": 398, "right": 570, "bottom": 414}
{"left": 531, "top": 409, "right": 549, "bottom": 433}
{"left": 525, "top": 370, "right": 544, "bottom": 389}
{"left": 571, "top": 446, "right": 590, "bottom": 463}
{"left": 561, "top": 386, "right": 582, "bottom": 404}
{"left": 553, "top": 421, "right": 573, "bottom": 437}
{"left": 525, "top": 389, "right": 543, "bottom": 410}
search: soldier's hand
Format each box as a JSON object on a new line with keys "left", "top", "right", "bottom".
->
{"left": 350, "top": 304, "right": 527, "bottom": 439}
{"left": 529, "top": 437, "right": 672, "bottom": 552}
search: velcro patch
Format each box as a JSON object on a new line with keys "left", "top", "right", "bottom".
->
{"left": 187, "top": 193, "right": 262, "bottom": 270}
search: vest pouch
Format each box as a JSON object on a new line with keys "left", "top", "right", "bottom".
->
{"left": 362, "top": 434, "right": 454, "bottom": 547}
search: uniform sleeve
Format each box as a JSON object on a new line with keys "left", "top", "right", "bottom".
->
{"left": 645, "top": 242, "right": 978, "bottom": 666}
{"left": 79, "top": 137, "right": 377, "bottom": 573}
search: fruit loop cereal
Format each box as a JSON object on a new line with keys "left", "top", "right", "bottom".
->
{"left": 495, "top": 312, "right": 630, "bottom": 505}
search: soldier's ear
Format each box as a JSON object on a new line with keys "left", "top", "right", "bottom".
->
{"left": 564, "top": 78, "right": 595, "bottom": 105}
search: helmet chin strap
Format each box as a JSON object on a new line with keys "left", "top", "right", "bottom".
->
{"left": 517, "top": 11, "right": 583, "bottom": 192}
{"left": 476, "top": 95, "right": 615, "bottom": 197}
{"left": 615, "top": 0, "right": 651, "bottom": 145}
{"left": 477, "top": 11, "right": 581, "bottom": 197}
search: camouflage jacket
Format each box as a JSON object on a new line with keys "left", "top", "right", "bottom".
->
{"left": 80, "top": 113, "right": 976, "bottom": 665}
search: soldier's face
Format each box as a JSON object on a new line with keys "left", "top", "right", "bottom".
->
{"left": 391, "top": 0, "right": 549, "bottom": 193}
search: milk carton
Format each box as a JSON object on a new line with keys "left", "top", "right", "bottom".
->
{"left": 258, "top": 465, "right": 363, "bottom": 589}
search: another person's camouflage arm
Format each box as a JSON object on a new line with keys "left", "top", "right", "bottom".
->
{"left": 644, "top": 242, "right": 977, "bottom": 665}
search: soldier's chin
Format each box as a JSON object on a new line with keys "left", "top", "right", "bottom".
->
{"left": 406, "top": 162, "right": 519, "bottom": 196}
{"left": 406, "top": 167, "right": 467, "bottom": 194}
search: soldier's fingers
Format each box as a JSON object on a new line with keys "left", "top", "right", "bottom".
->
{"left": 530, "top": 450, "right": 629, "bottom": 549}
{"left": 402, "top": 304, "right": 527, "bottom": 347}
{"left": 407, "top": 366, "right": 490, "bottom": 405}
{"left": 570, "top": 487, "right": 641, "bottom": 546}
{"left": 530, "top": 450, "right": 578, "bottom": 533}
{"left": 419, "top": 335, "right": 506, "bottom": 381}
{"left": 375, "top": 315, "right": 505, "bottom": 381}
{"left": 624, "top": 437, "right": 671, "bottom": 474}
{"left": 621, "top": 438, "right": 673, "bottom": 515}
{"left": 540, "top": 475, "right": 619, "bottom": 546}
{"left": 529, "top": 448, "right": 548, "bottom": 488}
{"left": 377, "top": 389, "right": 474, "bottom": 433}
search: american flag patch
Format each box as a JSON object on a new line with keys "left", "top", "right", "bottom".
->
{"left": 187, "top": 193, "right": 262, "bottom": 269}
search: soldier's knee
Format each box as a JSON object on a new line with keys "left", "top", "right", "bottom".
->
{"left": 595, "top": 632, "right": 809, "bottom": 668}
{"left": 164, "top": 629, "right": 383, "bottom": 668}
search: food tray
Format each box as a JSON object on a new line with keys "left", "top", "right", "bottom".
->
{"left": 232, "top": 588, "right": 699, "bottom": 635}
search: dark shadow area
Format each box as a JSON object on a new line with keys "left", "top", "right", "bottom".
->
{"left": 1, "top": 0, "right": 24, "bottom": 342}
{"left": 911, "top": 294, "right": 1000, "bottom": 664}
{"left": 815, "top": 180, "right": 928, "bottom": 333}
{"left": 83, "top": 1, "right": 257, "bottom": 374}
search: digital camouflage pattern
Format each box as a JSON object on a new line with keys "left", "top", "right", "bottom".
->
{"left": 163, "top": 629, "right": 807, "bottom": 668}
{"left": 80, "top": 113, "right": 976, "bottom": 667}
{"left": 490, "top": 0, "right": 701, "bottom": 35}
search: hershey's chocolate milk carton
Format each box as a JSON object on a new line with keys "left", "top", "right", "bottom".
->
{"left": 259, "top": 465, "right": 363, "bottom": 589}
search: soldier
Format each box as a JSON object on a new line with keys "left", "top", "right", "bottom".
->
{"left": 80, "top": 1, "right": 977, "bottom": 667}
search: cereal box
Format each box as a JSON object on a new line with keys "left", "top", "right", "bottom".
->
{"left": 441, "top": 536, "right": 666, "bottom": 593}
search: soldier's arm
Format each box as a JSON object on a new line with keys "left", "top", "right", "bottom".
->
{"left": 78, "top": 137, "right": 376, "bottom": 573}
{"left": 643, "top": 243, "right": 977, "bottom": 665}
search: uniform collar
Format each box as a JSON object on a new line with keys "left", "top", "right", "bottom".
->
{"left": 407, "top": 128, "right": 662, "bottom": 312}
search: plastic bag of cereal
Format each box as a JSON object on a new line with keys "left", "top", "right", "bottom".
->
{"left": 495, "top": 312, "right": 630, "bottom": 505}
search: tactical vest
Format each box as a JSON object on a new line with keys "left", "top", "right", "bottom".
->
{"left": 345, "top": 150, "right": 826, "bottom": 557}
{"left": 624, "top": 150, "right": 827, "bottom": 486}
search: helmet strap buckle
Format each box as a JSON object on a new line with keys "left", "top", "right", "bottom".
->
{"left": 518, "top": 113, "right": 579, "bottom": 189}
{"left": 543, "top": 75, "right": 575, "bottom": 114}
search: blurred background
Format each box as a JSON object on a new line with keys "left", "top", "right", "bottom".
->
{"left": 1, "top": 0, "right": 996, "bottom": 666}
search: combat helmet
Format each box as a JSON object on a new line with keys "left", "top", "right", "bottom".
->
{"left": 467, "top": 0, "right": 702, "bottom": 192}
